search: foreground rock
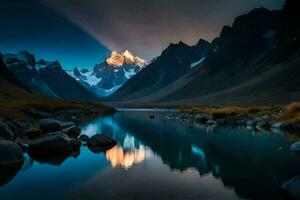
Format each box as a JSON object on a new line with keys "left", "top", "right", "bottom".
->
{"left": 0, "top": 120, "right": 14, "bottom": 140}
{"left": 281, "top": 175, "right": 300, "bottom": 199}
{"left": 291, "top": 141, "right": 300, "bottom": 152}
{"left": 87, "top": 134, "right": 117, "bottom": 153}
{"left": 28, "top": 132, "right": 80, "bottom": 159}
{"left": 39, "top": 118, "right": 62, "bottom": 133}
{"left": 25, "top": 127, "right": 42, "bottom": 139}
{"left": 0, "top": 140, "right": 24, "bottom": 166}
{"left": 64, "top": 126, "right": 81, "bottom": 138}
{"left": 0, "top": 140, "right": 24, "bottom": 186}
{"left": 79, "top": 134, "right": 89, "bottom": 142}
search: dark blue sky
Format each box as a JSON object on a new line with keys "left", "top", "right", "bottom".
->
{"left": 0, "top": 0, "right": 284, "bottom": 70}
{"left": 0, "top": 0, "right": 109, "bottom": 70}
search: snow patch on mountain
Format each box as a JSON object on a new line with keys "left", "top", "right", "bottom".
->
{"left": 190, "top": 57, "right": 206, "bottom": 68}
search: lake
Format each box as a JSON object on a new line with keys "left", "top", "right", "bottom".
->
{"left": 1, "top": 110, "right": 300, "bottom": 200}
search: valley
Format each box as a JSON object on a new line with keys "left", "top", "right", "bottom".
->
{"left": 0, "top": 0, "right": 300, "bottom": 199}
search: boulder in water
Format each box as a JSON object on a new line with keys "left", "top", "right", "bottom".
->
{"left": 65, "top": 126, "right": 81, "bottom": 138}
{"left": 291, "top": 141, "right": 300, "bottom": 152}
{"left": 87, "top": 134, "right": 116, "bottom": 153}
{"left": 0, "top": 140, "right": 24, "bottom": 186}
{"left": 28, "top": 132, "right": 73, "bottom": 158}
{"left": 79, "top": 134, "right": 89, "bottom": 142}
{"left": 281, "top": 175, "right": 300, "bottom": 199}
{"left": 39, "top": 118, "right": 62, "bottom": 133}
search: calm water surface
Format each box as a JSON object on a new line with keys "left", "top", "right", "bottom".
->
{"left": 1, "top": 110, "right": 300, "bottom": 200}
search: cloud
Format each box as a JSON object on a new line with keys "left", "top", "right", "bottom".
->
{"left": 43, "top": 0, "right": 285, "bottom": 59}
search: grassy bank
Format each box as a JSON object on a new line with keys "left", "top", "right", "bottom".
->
{"left": 180, "top": 102, "right": 300, "bottom": 124}
{"left": 0, "top": 98, "right": 115, "bottom": 120}
{"left": 0, "top": 79, "right": 115, "bottom": 120}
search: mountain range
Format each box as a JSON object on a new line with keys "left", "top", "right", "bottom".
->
{"left": 107, "top": 0, "right": 300, "bottom": 106}
{"left": 68, "top": 50, "right": 148, "bottom": 97}
{"left": 2, "top": 51, "right": 98, "bottom": 101}
{"left": 1, "top": 0, "right": 299, "bottom": 107}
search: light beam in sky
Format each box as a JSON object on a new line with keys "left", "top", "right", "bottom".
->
{"left": 44, "top": 0, "right": 284, "bottom": 60}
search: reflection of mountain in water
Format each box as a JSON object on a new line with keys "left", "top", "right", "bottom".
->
{"left": 108, "top": 111, "right": 300, "bottom": 200}
{"left": 106, "top": 144, "right": 152, "bottom": 170}
{"left": 82, "top": 116, "right": 153, "bottom": 169}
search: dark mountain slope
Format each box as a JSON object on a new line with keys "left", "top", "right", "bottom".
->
{"left": 139, "top": 0, "right": 300, "bottom": 106}
{"left": 2, "top": 51, "right": 99, "bottom": 101}
{"left": 0, "top": 53, "right": 28, "bottom": 91}
{"left": 38, "top": 61, "right": 99, "bottom": 101}
{"left": 108, "top": 39, "right": 211, "bottom": 101}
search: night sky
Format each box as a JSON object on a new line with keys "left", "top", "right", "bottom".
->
{"left": 0, "top": 0, "right": 285, "bottom": 69}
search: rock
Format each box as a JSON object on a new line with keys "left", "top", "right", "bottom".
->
{"left": 79, "top": 134, "right": 89, "bottom": 142}
{"left": 256, "top": 122, "right": 270, "bottom": 129}
{"left": 61, "top": 122, "right": 75, "bottom": 129}
{"left": 291, "top": 142, "right": 300, "bottom": 152}
{"left": 0, "top": 140, "right": 24, "bottom": 187}
{"left": 0, "top": 140, "right": 24, "bottom": 166}
{"left": 28, "top": 132, "right": 73, "bottom": 158}
{"left": 281, "top": 175, "right": 300, "bottom": 199}
{"left": 271, "top": 122, "right": 286, "bottom": 129}
{"left": 206, "top": 120, "right": 217, "bottom": 125}
{"left": 212, "top": 112, "right": 229, "bottom": 119}
{"left": 69, "top": 139, "right": 82, "bottom": 150}
{"left": 4, "top": 119, "right": 18, "bottom": 135}
{"left": 149, "top": 115, "right": 155, "bottom": 119}
{"left": 39, "top": 118, "right": 62, "bottom": 133}
{"left": 0, "top": 121, "right": 14, "bottom": 141}
{"left": 246, "top": 120, "right": 256, "bottom": 127}
{"left": 195, "top": 115, "right": 208, "bottom": 124}
{"left": 87, "top": 134, "right": 117, "bottom": 153}
{"left": 25, "top": 127, "right": 42, "bottom": 139}
{"left": 23, "top": 108, "right": 51, "bottom": 118}
{"left": 65, "top": 126, "right": 81, "bottom": 138}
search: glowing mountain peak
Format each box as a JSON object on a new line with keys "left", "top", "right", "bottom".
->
{"left": 106, "top": 50, "right": 147, "bottom": 67}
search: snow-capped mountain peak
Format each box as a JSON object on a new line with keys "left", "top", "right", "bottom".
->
{"left": 70, "top": 50, "right": 148, "bottom": 97}
{"left": 106, "top": 50, "right": 147, "bottom": 67}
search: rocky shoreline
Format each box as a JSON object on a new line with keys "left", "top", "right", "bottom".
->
{"left": 0, "top": 107, "right": 117, "bottom": 186}
{"left": 169, "top": 108, "right": 300, "bottom": 153}
{"left": 172, "top": 111, "right": 300, "bottom": 131}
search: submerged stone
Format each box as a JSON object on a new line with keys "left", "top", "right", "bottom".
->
{"left": 291, "top": 141, "right": 300, "bottom": 152}
{"left": 87, "top": 134, "right": 117, "bottom": 153}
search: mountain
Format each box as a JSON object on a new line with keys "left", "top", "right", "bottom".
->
{"left": 108, "top": 0, "right": 300, "bottom": 106}
{"left": 69, "top": 50, "right": 148, "bottom": 97}
{"left": 0, "top": 53, "right": 36, "bottom": 102}
{"left": 108, "top": 40, "right": 211, "bottom": 101}
{"left": 0, "top": 53, "right": 27, "bottom": 90}
{"left": 2, "top": 51, "right": 57, "bottom": 98}
{"left": 2, "top": 51, "right": 99, "bottom": 101}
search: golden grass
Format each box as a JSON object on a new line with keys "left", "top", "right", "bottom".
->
{"left": 280, "top": 102, "right": 300, "bottom": 123}
{"left": 0, "top": 79, "right": 115, "bottom": 120}
{"left": 0, "top": 98, "right": 115, "bottom": 120}
{"left": 180, "top": 105, "right": 279, "bottom": 116}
